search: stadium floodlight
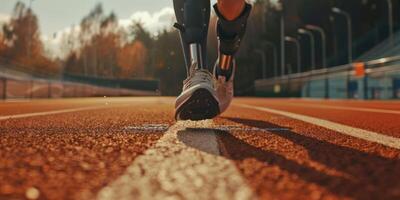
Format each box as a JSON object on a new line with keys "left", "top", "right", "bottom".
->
{"left": 305, "top": 24, "right": 329, "bottom": 99}
{"left": 305, "top": 24, "right": 327, "bottom": 68}
{"left": 298, "top": 28, "right": 306, "bottom": 34}
{"left": 297, "top": 28, "right": 316, "bottom": 70}
{"left": 331, "top": 7, "right": 342, "bottom": 14}
{"left": 331, "top": 7, "right": 352, "bottom": 99}
{"left": 331, "top": 7, "right": 352, "bottom": 64}
{"left": 284, "top": 36, "right": 301, "bottom": 73}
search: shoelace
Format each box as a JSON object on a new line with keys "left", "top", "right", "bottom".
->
{"left": 185, "top": 70, "right": 213, "bottom": 88}
{"left": 184, "top": 63, "right": 214, "bottom": 89}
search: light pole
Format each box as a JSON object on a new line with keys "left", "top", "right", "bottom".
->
{"left": 332, "top": 7, "right": 353, "bottom": 99}
{"left": 262, "top": 41, "right": 278, "bottom": 78}
{"left": 280, "top": 15, "right": 285, "bottom": 76}
{"left": 332, "top": 7, "right": 352, "bottom": 64}
{"left": 306, "top": 24, "right": 329, "bottom": 99}
{"left": 284, "top": 36, "right": 301, "bottom": 73}
{"left": 254, "top": 49, "right": 267, "bottom": 79}
{"left": 387, "top": 0, "right": 394, "bottom": 46}
{"left": 276, "top": 2, "right": 285, "bottom": 77}
{"left": 298, "top": 28, "right": 316, "bottom": 70}
{"left": 329, "top": 15, "right": 339, "bottom": 65}
{"left": 305, "top": 24, "right": 327, "bottom": 68}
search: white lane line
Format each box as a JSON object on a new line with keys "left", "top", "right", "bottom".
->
{"left": 97, "top": 120, "right": 256, "bottom": 200}
{"left": 123, "top": 124, "right": 290, "bottom": 132}
{"left": 279, "top": 102, "right": 400, "bottom": 115}
{"left": 3, "top": 99, "right": 32, "bottom": 103}
{"left": 236, "top": 104, "right": 400, "bottom": 150}
{"left": 0, "top": 105, "right": 115, "bottom": 121}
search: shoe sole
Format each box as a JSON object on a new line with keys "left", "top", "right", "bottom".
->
{"left": 175, "top": 88, "right": 220, "bottom": 121}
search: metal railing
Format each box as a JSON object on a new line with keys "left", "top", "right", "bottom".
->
{"left": 0, "top": 63, "right": 160, "bottom": 100}
{"left": 255, "top": 55, "right": 400, "bottom": 99}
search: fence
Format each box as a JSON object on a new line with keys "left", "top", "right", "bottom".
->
{"left": 255, "top": 56, "right": 400, "bottom": 100}
{"left": 0, "top": 66, "right": 160, "bottom": 100}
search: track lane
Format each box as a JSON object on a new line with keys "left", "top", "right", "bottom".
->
{"left": 236, "top": 103, "right": 400, "bottom": 149}
{"left": 0, "top": 98, "right": 106, "bottom": 116}
{"left": 96, "top": 99, "right": 400, "bottom": 200}
{"left": 274, "top": 102, "right": 400, "bottom": 115}
{"left": 217, "top": 106, "right": 400, "bottom": 200}
{"left": 0, "top": 97, "right": 171, "bottom": 116}
{"left": 97, "top": 120, "right": 256, "bottom": 200}
{"left": 282, "top": 99, "right": 400, "bottom": 110}
{"left": 235, "top": 98, "right": 400, "bottom": 137}
{"left": 0, "top": 100, "right": 174, "bottom": 200}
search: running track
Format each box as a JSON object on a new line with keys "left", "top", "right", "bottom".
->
{"left": 0, "top": 97, "right": 399, "bottom": 200}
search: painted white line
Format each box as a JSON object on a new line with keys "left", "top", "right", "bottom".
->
{"left": 236, "top": 104, "right": 400, "bottom": 150}
{"left": 3, "top": 99, "right": 32, "bottom": 103}
{"left": 97, "top": 120, "right": 256, "bottom": 200}
{"left": 123, "top": 124, "right": 290, "bottom": 132}
{"left": 281, "top": 102, "right": 400, "bottom": 115}
{"left": 0, "top": 105, "right": 114, "bottom": 121}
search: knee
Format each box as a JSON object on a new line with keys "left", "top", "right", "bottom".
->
{"left": 217, "top": 0, "right": 245, "bottom": 20}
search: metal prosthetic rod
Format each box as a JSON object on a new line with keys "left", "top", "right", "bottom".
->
{"left": 189, "top": 43, "right": 203, "bottom": 68}
{"left": 219, "top": 54, "right": 233, "bottom": 70}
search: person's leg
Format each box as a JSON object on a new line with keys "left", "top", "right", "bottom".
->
{"left": 213, "top": 0, "right": 252, "bottom": 113}
{"left": 173, "top": 0, "right": 220, "bottom": 121}
{"left": 217, "top": 0, "right": 246, "bottom": 21}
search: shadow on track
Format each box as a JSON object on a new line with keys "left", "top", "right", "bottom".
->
{"left": 177, "top": 118, "right": 400, "bottom": 200}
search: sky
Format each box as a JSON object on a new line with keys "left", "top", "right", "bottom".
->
{"left": 0, "top": 0, "right": 218, "bottom": 57}
{"left": 0, "top": 0, "right": 219, "bottom": 34}
{"left": 0, "top": 0, "right": 173, "bottom": 35}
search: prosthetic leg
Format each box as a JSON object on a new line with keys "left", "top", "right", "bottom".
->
{"left": 173, "top": 0, "right": 210, "bottom": 74}
{"left": 173, "top": 0, "right": 220, "bottom": 120}
{"left": 213, "top": 3, "right": 252, "bottom": 113}
{"left": 213, "top": 2, "right": 252, "bottom": 80}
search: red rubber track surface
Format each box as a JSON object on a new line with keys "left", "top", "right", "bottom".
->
{"left": 218, "top": 105, "right": 400, "bottom": 200}
{"left": 0, "top": 97, "right": 399, "bottom": 200}
{"left": 0, "top": 98, "right": 174, "bottom": 200}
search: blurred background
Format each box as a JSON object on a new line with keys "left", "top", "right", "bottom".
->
{"left": 0, "top": 0, "right": 399, "bottom": 100}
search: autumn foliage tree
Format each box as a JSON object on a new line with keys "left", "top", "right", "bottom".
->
{"left": 0, "top": 2, "right": 59, "bottom": 77}
{"left": 0, "top": 32, "right": 6, "bottom": 55}
{"left": 117, "top": 40, "right": 147, "bottom": 78}
{"left": 64, "top": 4, "right": 150, "bottom": 79}
{"left": 64, "top": 5, "right": 119, "bottom": 77}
